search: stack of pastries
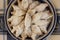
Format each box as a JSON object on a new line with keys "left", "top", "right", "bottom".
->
{"left": 8, "top": 0, "right": 53, "bottom": 40}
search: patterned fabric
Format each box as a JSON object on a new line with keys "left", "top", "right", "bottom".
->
{"left": 0, "top": 0, "right": 60, "bottom": 40}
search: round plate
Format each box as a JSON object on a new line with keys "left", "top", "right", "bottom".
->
{"left": 4, "top": 0, "right": 57, "bottom": 40}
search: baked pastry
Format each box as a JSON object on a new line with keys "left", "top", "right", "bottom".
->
{"left": 8, "top": 0, "right": 53, "bottom": 40}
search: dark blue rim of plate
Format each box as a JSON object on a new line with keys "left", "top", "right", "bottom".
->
{"left": 4, "top": 0, "right": 57, "bottom": 40}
